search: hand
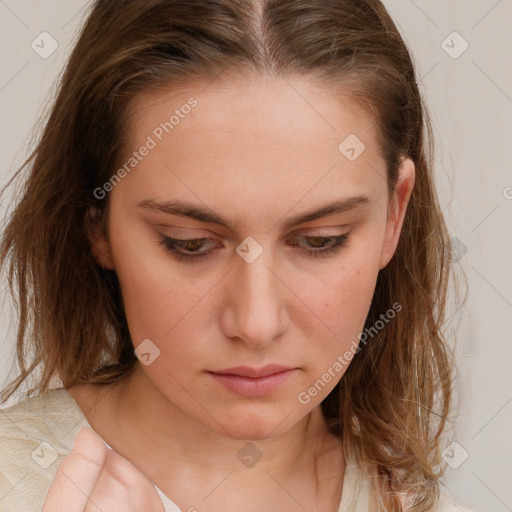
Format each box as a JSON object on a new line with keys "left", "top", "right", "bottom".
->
{"left": 42, "top": 427, "right": 165, "bottom": 512}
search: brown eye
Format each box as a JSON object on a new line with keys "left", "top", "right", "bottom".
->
{"left": 305, "top": 236, "right": 330, "bottom": 248}
{"left": 158, "top": 235, "right": 220, "bottom": 261}
{"left": 289, "top": 233, "right": 350, "bottom": 258}
{"left": 174, "top": 238, "right": 205, "bottom": 252}
{"left": 158, "top": 232, "right": 350, "bottom": 263}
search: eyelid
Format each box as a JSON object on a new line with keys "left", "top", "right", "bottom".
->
{"left": 157, "top": 230, "right": 351, "bottom": 263}
{"left": 154, "top": 225, "right": 214, "bottom": 238}
{"left": 156, "top": 226, "right": 351, "bottom": 246}
{"left": 299, "top": 227, "right": 349, "bottom": 236}
{"left": 156, "top": 224, "right": 349, "bottom": 236}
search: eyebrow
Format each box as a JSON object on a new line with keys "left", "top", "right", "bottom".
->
{"left": 137, "top": 195, "right": 370, "bottom": 231}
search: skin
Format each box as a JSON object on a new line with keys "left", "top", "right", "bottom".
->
{"left": 61, "top": 72, "right": 415, "bottom": 512}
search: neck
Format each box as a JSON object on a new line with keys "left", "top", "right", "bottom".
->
{"left": 72, "top": 364, "right": 345, "bottom": 510}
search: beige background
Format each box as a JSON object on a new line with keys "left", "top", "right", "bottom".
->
{"left": 1, "top": 2, "right": 511, "bottom": 511}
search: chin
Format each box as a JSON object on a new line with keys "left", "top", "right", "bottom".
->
{"left": 211, "top": 406, "right": 297, "bottom": 441}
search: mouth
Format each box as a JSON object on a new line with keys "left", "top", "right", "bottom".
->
{"left": 208, "top": 365, "right": 297, "bottom": 398}
{"left": 209, "top": 364, "right": 295, "bottom": 378}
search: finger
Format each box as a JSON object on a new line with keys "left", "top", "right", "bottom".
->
{"left": 86, "top": 449, "right": 166, "bottom": 512}
{"left": 84, "top": 450, "right": 165, "bottom": 512}
{"left": 102, "top": 447, "right": 147, "bottom": 488}
{"left": 42, "top": 427, "right": 108, "bottom": 512}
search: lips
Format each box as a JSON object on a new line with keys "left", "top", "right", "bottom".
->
{"left": 209, "top": 364, "right": 295, "bottom": 378}
{"left": 208, "top": 366, "right": 297, "bottom": 398}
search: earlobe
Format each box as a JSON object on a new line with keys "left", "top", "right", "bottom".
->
{"left": 378, "top": 157, "right": 415, "bottom": 270}
{"left": 85, "top": 207, "right": 115, "bottom": 270}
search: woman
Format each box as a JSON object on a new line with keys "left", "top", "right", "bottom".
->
{"left": 0, "top": 0, "right": 470, "bottom": 511}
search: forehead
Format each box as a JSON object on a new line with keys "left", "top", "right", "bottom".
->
{"left": 117, "top": 74, "right": 387, "bottom": 217}
{"left": 126, "top": 73, "right": 378, "bottom": 146}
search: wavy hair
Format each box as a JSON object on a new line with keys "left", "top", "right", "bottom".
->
{"left": 0, "top": 1, "right": 455, "bottom": 510}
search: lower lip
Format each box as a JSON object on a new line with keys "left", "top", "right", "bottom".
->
{"left": 208, "top": 369, "right": 296, "bottom": 398}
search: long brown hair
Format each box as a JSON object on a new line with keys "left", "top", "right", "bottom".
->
{"left": 1, "top": 1, "right": 455, "bottom": 510}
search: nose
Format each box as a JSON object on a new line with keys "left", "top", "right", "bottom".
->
{"left": 221, "top": 247, "right": 289, "bottom": 349}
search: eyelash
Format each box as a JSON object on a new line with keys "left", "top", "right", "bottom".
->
{"left": 157, "top": 232, "right": 350, "bottom": 262}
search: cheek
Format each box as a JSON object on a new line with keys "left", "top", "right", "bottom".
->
{"left": 114, "top": 255, "right": 207, "bottom": 344}
{"left": 308, "top": 248, "right": 379, "bottom": 322}
{"left": 293, "top": 253, "right": 380, "bottom": 365}
{"left": 108, "top": 223, "right": 224, "bottom": 379}
{"left": 107, "top": 221, "right": 191, "bottom": 340}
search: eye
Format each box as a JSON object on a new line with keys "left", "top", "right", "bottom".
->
{"left": 288, "top": 233, "right": 350, "bottom": 258}
{"left": 157, "top": 232, "right": 350, "bottom": 262}
{"left": 158, "top": 235, "right": 219, "bottom": 261}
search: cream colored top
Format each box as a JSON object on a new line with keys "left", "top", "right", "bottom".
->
{"left": 0, "top": 388, "right": 471, "bottom": 512}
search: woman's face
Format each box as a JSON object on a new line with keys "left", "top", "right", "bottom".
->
{"left": 90, "top": 73, "right": 414, "bottom": 440}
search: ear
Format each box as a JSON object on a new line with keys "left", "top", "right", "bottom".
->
{"left": 85, "top": 206, "right": 115, "bottom": 270}
{"left": 378, "top": 157, "right": 415, "bottom": 270}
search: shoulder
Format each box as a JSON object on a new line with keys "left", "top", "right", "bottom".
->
{"left": 0, "top": 387, "right": 89, "bottom": 446}
{"left": 402, "top": 489, "right": 474, "bottom": 512}
{"left": 339, "top": 463, "right": 474, "bottom": 512}
{"left": 436, "top": 493, "right": 474, "bottom": 512}
{"left": 0, "top": 388, "right": 90, "bottom": 512}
